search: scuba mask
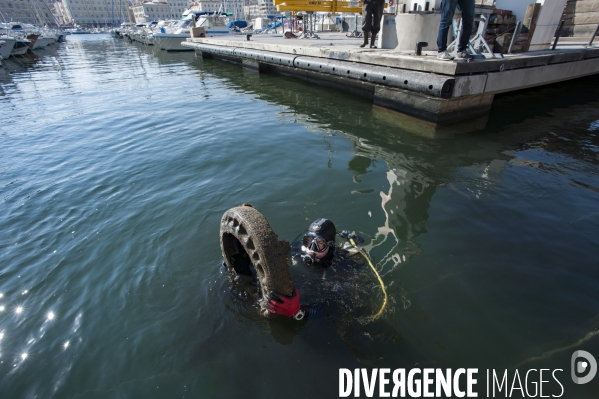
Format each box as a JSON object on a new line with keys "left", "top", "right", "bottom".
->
{"left": 300, "top": 218, "right": 336, "bottom": 264}
{"left": 302, "top": 233, "right": 329, "bottom": 253}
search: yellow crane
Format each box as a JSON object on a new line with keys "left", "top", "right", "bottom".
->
{"left": 273, "top": 0, "right": 363, "bottom": 13}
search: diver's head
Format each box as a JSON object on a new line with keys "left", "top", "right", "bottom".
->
{"left": 302, "top": 218, "right": 336, "bottom": 260}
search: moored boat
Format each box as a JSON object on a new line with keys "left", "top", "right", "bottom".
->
{"left": 0, "top": 37, "right": 16, "bottom": 58}
{"left": 153, "top": 11, "right": 231, "bottom": 52}
{"left": 10, "top": 37, "right": 31, "bottom": 56}
{"left": 33, "top": 35, "right": 56, "bottom": 49}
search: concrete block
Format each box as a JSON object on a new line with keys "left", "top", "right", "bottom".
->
{"left": 373, "top": 86, "right": 494, "bottom": 123}
{"left": 372, "top": 106, "right": 490, "bottom": 138}
{"left": 195, "top": 49, "right": 213, "bottom": 59}
{"left": 529, "top": 24, "right": 554, "bottom": 50}
{"left": 452, "top": 75, "right": 488, "bottom": 97}
{"left": 380, "top": 15, "right": 399, "bottom": 50}
{"left": 380, "top": 13, "right": 442, "bottom": 52}
{"left": 530, "top": 0, "right": 569, "bottom": 49}
{"left": 190, "top": 27, "right": 206, "bottom": 38}
{"left": 242, "top": 58, "right": 271, "bottom": 73}
{"left": 484, "top": 57, "right": 599, "bottom": 94}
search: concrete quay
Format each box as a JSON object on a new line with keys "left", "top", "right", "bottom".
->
{"left": 182, "top": 33, "right": 599, "bottom": 125}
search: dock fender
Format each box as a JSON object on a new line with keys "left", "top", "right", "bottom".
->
{"left": 220, "top": 203, "right": 294, "bottom": 316}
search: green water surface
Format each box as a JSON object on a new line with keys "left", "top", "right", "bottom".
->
{"left": 1, "top": 35, "right": 598, "bottom": 398}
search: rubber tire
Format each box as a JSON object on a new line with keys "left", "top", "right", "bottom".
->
{"left": 220, "top": 204, "right": 293, "bottom": 316}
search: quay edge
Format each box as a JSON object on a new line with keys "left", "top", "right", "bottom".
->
{"left": 182, "top": 34, "right": 599, "bottom": 125}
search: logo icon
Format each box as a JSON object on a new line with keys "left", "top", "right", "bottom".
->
{"left": 571, "top": 350, "right": 597, "bottom": 384}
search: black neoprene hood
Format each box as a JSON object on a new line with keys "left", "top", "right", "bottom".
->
{"left": 308, "top": 218, "right": 336, "bottom": 243}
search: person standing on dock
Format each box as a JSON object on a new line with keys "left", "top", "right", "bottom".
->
{"left": 436, "top": 0, "right": 475, "bottom": 61}
{"left": 360, "top": 0, "right": 385, "bottom": 48}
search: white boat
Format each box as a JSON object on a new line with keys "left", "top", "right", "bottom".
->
{"left": 0, "top": 24, "right": 31, "bottom": 57}
{"left": 33, "top": 35, "right": 56, "bottom": 49}
{"left": 137, "top": 22, "right": 158, "bottom": 45}
{"left": 153, "top": 12, "right": 230, "bottom": 52}
{"left": 195, "top": 12, "right": 231, "bottom": 35}
{"left": 66, "top": 27, "right": 90, "bottom": 34}
{"left": 152, "top": 16, "right": 194, "bottom": 51}
{"left": 10, "top": 38, "right": 31, "bottom": 56}
{"left": 0, "top": 37, "right": 16, "bottom": 58}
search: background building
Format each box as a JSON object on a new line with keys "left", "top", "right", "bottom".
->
{"left": 189, "top": 0, "right": 221, "bottom": 12}
{"left": 243, "top": 0, "right": 275, "bottom": 19}
{"left": 131, "top": 0, "right": 187, "bottom": 23}
{"left": 131, "top": 0, "right": 168, "bottom": 22}
{"left": 0, "top": 0, "right": 59, "bottom": 25}
{"left": 169, "top": 0, "right": 186, "bottom": 19}
{"left": 189, "top": 0, "right": 243, "bottom": 19}
{"left": 54, "top": 0, "right": 131, "bottom": 26}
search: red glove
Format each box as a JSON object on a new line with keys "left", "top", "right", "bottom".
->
{"left": 267, "top": 288, "right": 301, "bottom": 317}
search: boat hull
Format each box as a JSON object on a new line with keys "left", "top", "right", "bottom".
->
{"left": 154, "top": 29, "right": 230, "bottom": 51}
{"left": 26, "top": 34, "right": 39, "bottom": 50}
{"left": 0, "top": 38, "right": 16, "bottom": 59}
{"left": 11, "top": 39, "right": 30, "bottom": 56}
{"left": 153, "top": 34, "right": 193, "bottom": 51}
{"left": 33, "top": 36, "right": 55, "bottom": 49}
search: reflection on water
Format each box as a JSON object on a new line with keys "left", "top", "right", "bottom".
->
{"left": 1, "top": 35, "right": 599, "bottom": 398}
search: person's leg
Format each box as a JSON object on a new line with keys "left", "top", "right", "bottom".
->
{"left": 360, "top": 2, "right": 372, "bottom": 47}
{"left": 436, "top": 0, "right": 459, "bottom": 52}
{"left": 370, "top": 1, "right": 385, "bottom": 47}
{"left": 457, "top": 0, "right": 475, "bottom": 51}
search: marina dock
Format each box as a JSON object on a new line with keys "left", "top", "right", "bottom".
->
{"left": 183, "top": 33, "right": 599, "bottom": 125}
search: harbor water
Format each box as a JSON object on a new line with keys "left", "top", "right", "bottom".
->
{"left": 1, "top": 35, "right": 599, "bottom": 398}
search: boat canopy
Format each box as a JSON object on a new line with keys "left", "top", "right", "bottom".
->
{"left": 227, "top": 20, "right": 248, "bottom": 29}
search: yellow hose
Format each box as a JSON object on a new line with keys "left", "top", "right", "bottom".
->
{"left": 349, "top": 237, "right": 388, "bottom": 319}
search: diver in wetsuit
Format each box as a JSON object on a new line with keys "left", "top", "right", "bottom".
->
{"left": 267, "top": 218, "right": 363, "bottom": 320}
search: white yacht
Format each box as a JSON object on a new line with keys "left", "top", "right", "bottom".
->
{"left": 137, "top": 21, "right": 158, "bottom": 45}
{"left": 33, "top": 34, "right": 56, "bottom": 49}
{"left": 153, "top": 11, "right": 230, "bottom": 52}
{"left": 152, "top": 16, "right": 194, "bottom": 52}
{"left": 195, "top": 12, "right": 230, "bottom": 35}
{"left": 0, "top": 23, "right": 32, "bottom": 56}
{"left": 10, "top": 37, "right": 31, "bottom": 56}
{"left": 0, "top": 37, "right": 16, "bottom": 58}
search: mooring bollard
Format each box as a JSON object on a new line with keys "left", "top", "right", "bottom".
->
{"left": 246, "top": 34, "right": 252, "bottom": 41}
{"left": 415, "top": 41, "right": 428, "bottom": 56}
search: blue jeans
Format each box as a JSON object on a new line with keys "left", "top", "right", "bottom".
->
{"left": 437, "top": 0, "right": 474, "bottom": 52}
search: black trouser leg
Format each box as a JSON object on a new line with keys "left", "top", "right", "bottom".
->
{"left": 361, "top": 2, "right": 374, "bottom": 47}
{"left": 360, "top": 33, "right": 369, "bottom": 47}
